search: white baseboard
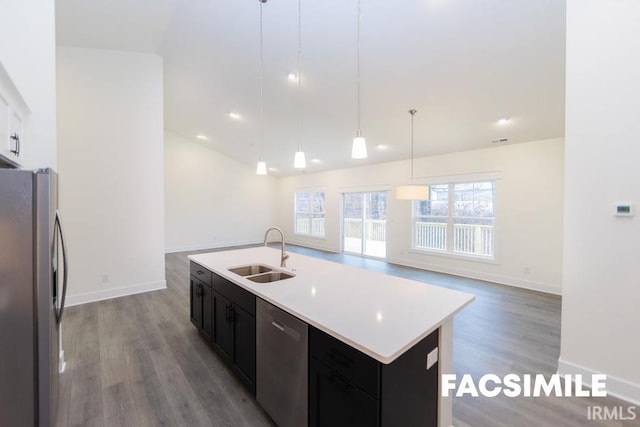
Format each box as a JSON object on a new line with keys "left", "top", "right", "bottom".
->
{"left": 65, "top": 280, "right": 167, "bottom": 307}
{"left": 165, "top": 239, "right": 262, "bottom": 254}
{"left": 558, "top": 358, "right": 640, "bottom": 405}
{"left": 386, "top": 256, "right": 561, "bottom": 295}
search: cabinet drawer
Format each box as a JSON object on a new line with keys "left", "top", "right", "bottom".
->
{"left": 309, "top": 327, "right": 379, "bottom": 398}
{"left": 190, "top": 262, "right": 212, "bottom": 286}
{"left": 212, "top": 272, "right": 255, "bottom": 316}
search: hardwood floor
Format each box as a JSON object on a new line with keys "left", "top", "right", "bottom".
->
{"left": 56, "top": 245, "right": 638, "bottom": 427}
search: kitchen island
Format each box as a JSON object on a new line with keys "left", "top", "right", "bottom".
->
{"left": 188, "top": 246, "right": 474, "bottom": 427}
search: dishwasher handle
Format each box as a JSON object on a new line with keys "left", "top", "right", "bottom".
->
{"left": 272, "top": 320, "right": 285, "bottom": 331}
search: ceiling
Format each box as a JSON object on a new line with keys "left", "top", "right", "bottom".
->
{"left": 56, "top": 0, "right": 566, "bottom": 177}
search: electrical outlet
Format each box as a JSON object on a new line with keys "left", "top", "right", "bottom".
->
{"left": 101, "top": 273, "right": 109, "bottom": 284}
{"left": 523, "top": 267, "right": 530, "bottom": 275}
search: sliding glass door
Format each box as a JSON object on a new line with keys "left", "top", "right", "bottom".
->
{"left": 342, "top": 192, "right": 387, "bottom": 258}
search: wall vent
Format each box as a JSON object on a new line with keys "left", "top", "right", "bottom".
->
{"left": 491, "top": 137, "right": 509, "bottom": 144}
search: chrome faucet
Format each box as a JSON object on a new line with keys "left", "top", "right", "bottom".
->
{"left": 263, "top": 227, "right": 289, "bottom": 267}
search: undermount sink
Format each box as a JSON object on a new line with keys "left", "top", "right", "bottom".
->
{"left": 246, "top": 271, "right": 295, "bottom": 283}
{"left": 228, "top": 264, "right": 273, "bottom": 277}
{"left": 228, "top": 264, "right": 295, "bottom": 283}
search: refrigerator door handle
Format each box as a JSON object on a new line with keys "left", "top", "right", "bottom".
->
{"left": 55, "top": 210, "right": 69, "bottom": 324}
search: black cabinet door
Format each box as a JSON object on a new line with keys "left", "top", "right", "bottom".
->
{"left": 212, "top": 290, "right": 233, "bottom": 361}
{"left": 232, "top": 304, "right": 256, "bottom": 394}
{"left": 190, "top": 277, "right": 202, "bottom": 330}
{"left": 201, "top": 284, "right": 213, "bottom": 341}
{"left": 309, "top": 358, "right": 379, "bottom": 427}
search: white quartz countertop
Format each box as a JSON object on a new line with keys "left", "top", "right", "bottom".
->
{"left": 189, "top": 247, "right": 474, "bottom": 364}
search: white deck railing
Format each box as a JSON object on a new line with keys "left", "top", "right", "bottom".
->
{"left": 415, "top": 222, "right": 494, "bottom": 256}
{"left": 344, "top": 218, "right": 386, "bottom": 242}
{"left": 296, "top": 217, "right": 326, "bottom": 236}
{"left": 297, "top": 218, "right": 492, "bottom": 257}
{"left": 343, "top": 218, "right": 386, "bottom": 257}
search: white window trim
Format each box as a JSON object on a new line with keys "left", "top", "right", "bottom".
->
{"left": 294, "top": 190, "right": 326, "bottom": 238}
{"left": 411, "top": 179, "right": 498, "bottom": 262}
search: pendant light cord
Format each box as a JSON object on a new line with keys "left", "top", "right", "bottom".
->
{"left": 297, "top": 0, "right": 302, "bottom": 149}
{"left": 356, "top": 0, "right": 362, "bottom": 135}
{"left": 409, "top": 109, "right": 417, "bottom": 183}
{"left": 259, "top": 0, "right": 264, "bottom": 159}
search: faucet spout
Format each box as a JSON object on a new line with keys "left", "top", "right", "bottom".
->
{"left": 263, "top": 227, "right": 289, "bottom": 267}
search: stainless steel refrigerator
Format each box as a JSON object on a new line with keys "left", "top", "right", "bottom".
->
{"left": 0, "top": 168, "right": 68, "bottom": 426}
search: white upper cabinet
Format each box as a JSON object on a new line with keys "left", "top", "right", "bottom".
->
{"left": 0, "top": 61, "right": 29, "bottom": 167}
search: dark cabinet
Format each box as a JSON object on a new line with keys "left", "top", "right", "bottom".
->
{"left": 309, "top": 358, "right": 379, "bottom": 427}
{"left": 212, "top": 290, "right": 233, "bottom": 359}
{"left": 190, "top": 276, "right": 212, "bottom": 341}
{"left": 190, "top": 277, "right": 202, "bottom": 330}
{"left": 309, "top": 326, "right": 439, "bottom": 427}
{"left": 231, "top": 302, "right": 256, "bottom": 389}
{"left": 211, "top": 288, "right": 256, "bottom": 393}
{"left": 190, "top": 262, "right": 256, "bottom": 395}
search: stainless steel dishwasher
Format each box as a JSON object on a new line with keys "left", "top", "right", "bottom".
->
{"left": 256, "top": 298, "right": 308, "bottom": 427}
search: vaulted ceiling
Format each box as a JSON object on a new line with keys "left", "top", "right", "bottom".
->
{"left": 56, "top": 0, "right": 566, "bottom": 176}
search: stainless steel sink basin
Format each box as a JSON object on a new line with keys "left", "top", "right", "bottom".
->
{"left": 246, "top": 271, "right": 295, "bottom": 283}
{"left": 228, "top": 264, "right": 273, "bottom": 277}
{"left": 228, "top": 263, "right": 294, "bottom": 284}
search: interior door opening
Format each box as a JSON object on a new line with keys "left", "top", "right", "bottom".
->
{"left": 342, "top": 192, "right": 387, "bottom": 258}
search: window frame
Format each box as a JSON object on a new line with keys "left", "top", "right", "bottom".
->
{"left": 293, "top": 190, "right": 326, "bottom": 238}
{"left": 411, "top": 180, "right": 498, "bottom": 262}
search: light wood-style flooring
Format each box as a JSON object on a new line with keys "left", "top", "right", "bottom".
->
{"left": 55, "top": 245, "right": 638, "bottom": 427}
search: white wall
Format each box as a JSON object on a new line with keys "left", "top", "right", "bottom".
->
{"left": 278, "top": 138, "right": 564, "bottom": 294}
{"left": 559, "top": 0, "right": 640, "bottom": 404}
{"left": 164, "top": 130, "right": 278, "bottom": 252}
{"left": 57, "top": 47, "right": 165, "bottom": 305}
{"left": 0, "top": 0, "right": 57, "bottom": 169}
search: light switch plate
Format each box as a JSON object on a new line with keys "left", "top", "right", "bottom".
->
{"left": 426, "top": 347, "right": 438, "bottom": 370}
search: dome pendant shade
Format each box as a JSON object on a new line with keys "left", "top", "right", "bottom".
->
{"left": 396, "top": 185, "right": 429, "bottom": 200}
{"left": 351, "top": 135, "right": 367, "bottom": 159}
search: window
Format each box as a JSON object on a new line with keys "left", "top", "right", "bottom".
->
{"left": 413, "top": 181, "right": 495, "bottom": 258}
{"left": 294, "top": 191, "right": 326, "bottom": 237}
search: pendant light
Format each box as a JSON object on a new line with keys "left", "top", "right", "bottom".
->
{"left": 293, "top": 0, "right": 306, "bottom": 169}
{"left": 294, "top": 148, "right": 306, "bottom": 169}
{"left": 256, "top": 0, "right": 268, "bottom": 175}
{"left": 396, "top": 109, "right": 429, "bottom": 200}
{"left": 351, "top": 0, "right": 367, "bottom": 159}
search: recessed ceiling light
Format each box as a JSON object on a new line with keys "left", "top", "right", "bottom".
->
{"left": 268, "top": 167, "right": 278, "bottom": 172}
{"left": 310, "top": 158, "right": 321, "bottom": 164}
{"left": 376, "top": 144, "right": 389, "bottom": 150}
{"left": 287, "top": 72, "right": 298, "bottom": 81}
{"left": 196, "top": 134, "right": 208, "bottom": 140}
{"left": 228, "top": 112, "right": 241, "bottom": 119}
{"left": 497, "top": 118, "right": 510, "bottom": 125}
